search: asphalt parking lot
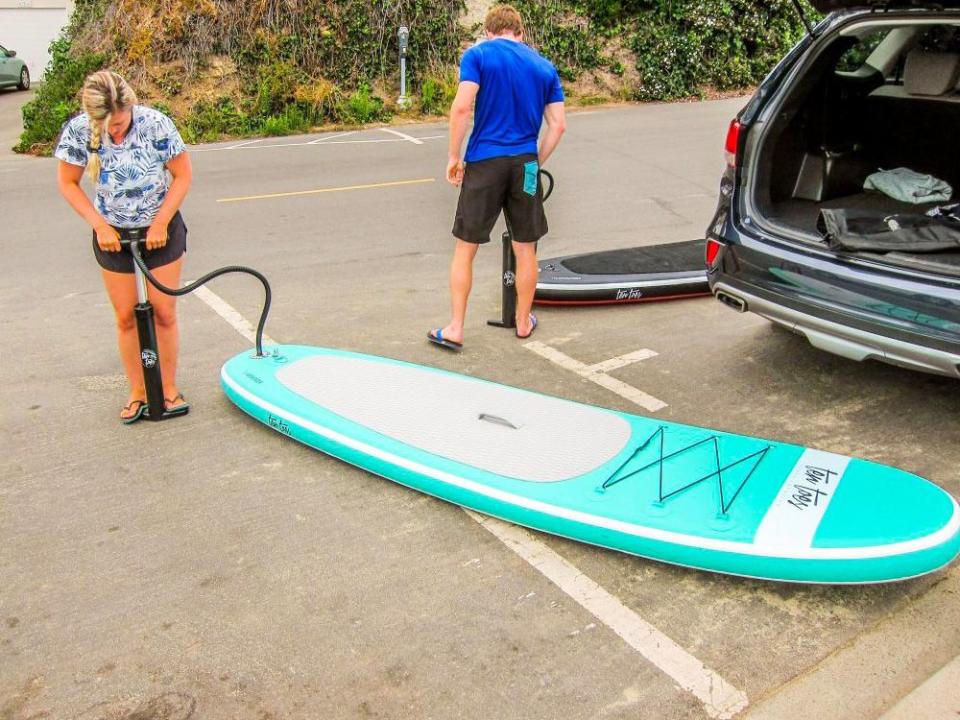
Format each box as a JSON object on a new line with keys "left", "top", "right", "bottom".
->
{"left": 2, "top": 86, "right": 959, "bottom": 720}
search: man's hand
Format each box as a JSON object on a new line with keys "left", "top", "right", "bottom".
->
{"left": 146, "top": 220, "right": 169, "bottom": 251}
{"left": 447, "top": 81, "right": 477, "bottom": 187}
{"left": 95, "top": 223, "right": 121, "bottom": 253}
{"left": 447, "top": 156, "right": 465, "bottom": 187}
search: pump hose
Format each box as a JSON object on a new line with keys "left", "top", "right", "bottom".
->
{"left": 128, "top": 241, "right": 272, "bottom": 357}
{"left": 540, "top": 169, "right": 554, "bottom": 202}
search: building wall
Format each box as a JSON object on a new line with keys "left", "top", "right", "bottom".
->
{"left": 0, "top": 0, "right": 72, "bottom": 80}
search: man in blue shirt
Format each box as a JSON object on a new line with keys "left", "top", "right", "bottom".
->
{"left": 429, "top": 4, "right": 566, "bottom": 351}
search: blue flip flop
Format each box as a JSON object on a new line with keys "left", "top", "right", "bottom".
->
{"left": 516, "top": 313, "right": 538, "bottom": 340}
{"left": 427, "top": 328, "right": 463, "bottom": 352}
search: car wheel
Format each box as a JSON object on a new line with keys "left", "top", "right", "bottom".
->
{"left": 18, "top": 67, "right": 29, "bottom": 91}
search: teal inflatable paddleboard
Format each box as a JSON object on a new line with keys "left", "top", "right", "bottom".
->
{"left": 221, "top": 345, "right": 960, "bottom": 584}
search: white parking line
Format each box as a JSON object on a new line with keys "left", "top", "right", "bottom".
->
{"left": 380, "top": 128, "right": 424, "bottom": 145}
{"left": 524, "top": 341, "right": 667, "bottom": 412}
{"left": 584, "top": 349, "right": 659, "bottom": 374}
{"left": 468, "top": 512, "right": 749, "bottom": 720}
{"left": 190, "top": 131, "right": 443, "bottom": 153}
{"left": 192, "top": 286, "right": 736, "bottom": 717}
{"left": 308, "top": 130, "right": 356, "bottom": 145}
{"left": 192, "top": 286, "right": 276, "bottom": 347}
{"left": 225, "top": 138, "right": 264, "bottom": 150}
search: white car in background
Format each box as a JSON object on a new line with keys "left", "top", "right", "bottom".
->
{"left": 0, "top": 44, "right": 30, "bottom": 91}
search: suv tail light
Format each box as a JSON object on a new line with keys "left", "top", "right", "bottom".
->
{"left": 706, "top": 238, "right": 723, "bottom": 267}
{"left": 724, "top": 119, "right": 741, "bottom": 168}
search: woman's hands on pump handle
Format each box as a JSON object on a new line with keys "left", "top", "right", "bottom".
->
{"left": 94, "top": 221, "right": 168, "bottom": 252}
{"left": 95, "top": 223, "right": 121, "bottom": 253}
{"left": 144, "top": 220, "right": 168, "bottom": 251}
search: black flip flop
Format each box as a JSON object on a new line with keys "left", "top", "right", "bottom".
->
{"left": 427, "top": 328, "right": 463, "bottom": 352}
{"left": 120, "top": 399, "right": 147, "bottom": 425}
{"left": 164, "top": 393, "right": 190, "bottom": 413}
{"left": 516, "top": 314, "right": 538, "bottom": 340}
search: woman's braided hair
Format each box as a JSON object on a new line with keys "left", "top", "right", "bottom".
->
{"left": 81, "top": 71, "right": 137, "bottom": 183}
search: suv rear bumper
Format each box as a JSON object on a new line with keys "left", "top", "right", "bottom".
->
{"left": 712, "top": 281, "right": 960, "bottom": 378}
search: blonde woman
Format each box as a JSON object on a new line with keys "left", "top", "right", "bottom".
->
{"left": 56, "top": 70, "right": 192, "bottom": 423}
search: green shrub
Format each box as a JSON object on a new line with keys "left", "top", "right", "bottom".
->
{"left": 149, "top": 100, "right": 174, "bottom": 117}
{"left": 419, "top": 72, "right": 458, "bottom": 115}
{"left": 336, "top": 83, "right": 390, "bottom": 124}
{"left": 15, "top": 38, "right": 105, "bottom": 154}
{"left": 260, "top": 104, "right": 316, "bottom": 136}
{"left": 628, "top": 0, "right": 815, "bottom": 101}
{"left": 631, "top": 22, "right": 703, "bottom": 101}
{"left": 181, "top": 96, "right": 250, "bottom": 143}
{"left": 513, "top": 0, "right": 604, "bottom": 81}
{"left": 250, "top": 61, "right": 303, "bottom": 118}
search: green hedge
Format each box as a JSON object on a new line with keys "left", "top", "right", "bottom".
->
{"left": 514, "top": 0, "right": 818, "bottom": 100}
{"left": 629, "top": 0, "right": 814, "bottom": 101}
{"left": 14, "top": 38, "right": 105, "bottom": 153}
{"left": 17, "top": 0, "right": 817, "bottom": 153}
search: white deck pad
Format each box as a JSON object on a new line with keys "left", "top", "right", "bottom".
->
{"left": 276, "top": 355, "right": 633, "bottom": 482}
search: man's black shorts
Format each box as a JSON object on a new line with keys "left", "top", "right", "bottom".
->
{"left": 92, "top": 211, "right": 187, "bottom": 273}
{"left": 453, "top": 154, "right": 547, "bottom": 244}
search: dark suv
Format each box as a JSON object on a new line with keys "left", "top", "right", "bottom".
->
{"left": 707, "top": 0, "right": 960, "bottom": 378}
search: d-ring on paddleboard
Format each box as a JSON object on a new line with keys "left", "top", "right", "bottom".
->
{"left": 119, "top": 231, "right": 272, "bottom": 422}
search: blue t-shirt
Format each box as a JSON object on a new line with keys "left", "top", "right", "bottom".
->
{"left": 54, "top": 105, "right": 186, "bottom": 228}
{"left": 460, "top": 38, "right": 564, "bottom": 163}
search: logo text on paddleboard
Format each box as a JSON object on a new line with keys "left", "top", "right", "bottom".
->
{"left": 141, "top": 349, "right": 158, "bottom": 369}
{"left": 267, "top": 413, "right": 292, "bottom": 436}
{"left": 787, "top": 466, "right": 837, "bottom": 511}
{"left": 616, "top": 288, "right": 644, "bottom": 300}
{"left": 503, "top": 271, "right": 516, "bottom": 287}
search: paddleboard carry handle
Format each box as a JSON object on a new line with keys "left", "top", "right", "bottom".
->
{"left": 120, "top": 233, "right": 272, "bottom": 422}
{"left": 478, "top": 412, "right": 519, "bottom": 430}
{"left": 488, "top": 169, "right": 553, "bottom": 329}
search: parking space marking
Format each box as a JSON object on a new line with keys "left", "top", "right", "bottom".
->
{"left": 585, "top": 349, "right": 659, "bottom": 374}
{"left": 192, "top": 286, "right": 277, "bottom": 347}
{"left": 191, "top": 131, "right": 444, "bottom": 153}
{"left": 524, "top": 341, "right": 668, "bottom": 412}
{"left": 380, "top": 128, "right": 424, "bottom": 145}
{"left": 216, "top": 177, "right": 435, "bottom": 203}
{"left": 308, "top": 130, "right": 356, "bottom": 145}
{"left": 468, "top": 512, "right": 749, "bottom": 720}
{"left": 225, "top": 138, "right": 264, "bottom": 150}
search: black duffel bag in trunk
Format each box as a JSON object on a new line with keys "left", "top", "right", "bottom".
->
{"left": 818, "top": 208, "right": 960, "bottom": 253}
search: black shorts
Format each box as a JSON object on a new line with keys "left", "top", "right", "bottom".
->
{"left": 453, "top": 154, "right": 548, "bottom": 244}
{"left": 92, "top": 211, "right": 187, "bottom": 273}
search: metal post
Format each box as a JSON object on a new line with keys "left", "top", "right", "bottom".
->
{"left": 398, "top": 25, "right": 411, "bottom": 109}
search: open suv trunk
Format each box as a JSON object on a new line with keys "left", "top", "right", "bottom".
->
{"left": 707, "top": 5, "right": 960, "bottom": 377}
{"left": 749, "top": 17, "right": 960, "bottom": 276}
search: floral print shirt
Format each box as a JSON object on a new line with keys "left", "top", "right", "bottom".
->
{"left": 54, "top": 105, "right": 186, "bottom": 228}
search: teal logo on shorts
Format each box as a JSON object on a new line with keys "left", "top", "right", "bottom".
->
{"left": 523, "top": 161, "right": 539, "bottom": 196}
